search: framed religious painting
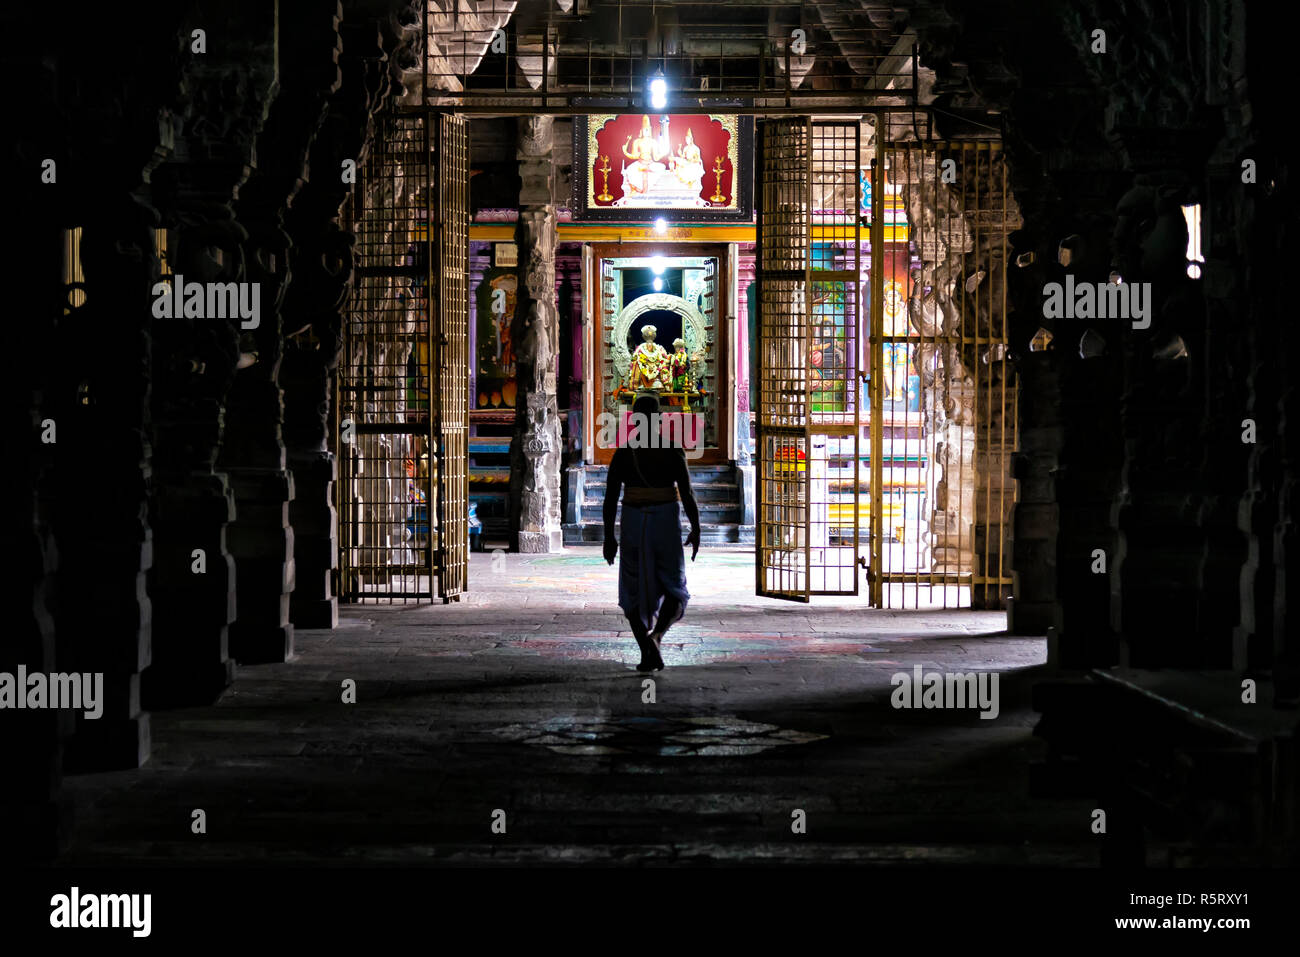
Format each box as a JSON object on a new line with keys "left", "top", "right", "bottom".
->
{"left": 474, "top": 266, "right": 519, "bottom": 412}
{"left": 572, "top": 113, "right": 754, "bottom": 222}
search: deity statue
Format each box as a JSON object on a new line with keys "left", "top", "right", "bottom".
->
{"left": 621, "top": 115, "right": 668, "bottom": 197}
{"left": 668, "top": 127, "right": 705, "bottom": 192}
{"left": 628, "top": 324, "right": 671, "bottom": 391}
{"left": 668, "top": 336, "right": 694, "bottom": 392}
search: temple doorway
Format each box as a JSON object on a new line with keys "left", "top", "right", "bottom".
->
{"left": 560, "top": 241, "right": 749, "bottom": 545}
{"left": 584, "top": 242, "right": 732, "bottom": 466}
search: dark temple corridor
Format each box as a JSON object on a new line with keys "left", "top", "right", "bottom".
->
{"left": 58, "top": 550, "right": 1076, "bottom": 866}
{"left": 2, "top": 0, "right": 1296, "bottom": 938}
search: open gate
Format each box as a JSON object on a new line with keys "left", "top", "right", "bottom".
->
{"left": 755, "top": 119, "right": 863, "bottom": 600}
{"left": 338, "top": 112, "right": 469, "bottom": 603}
{"left": 867, "top": 139, "right": 1018, "bottom": 609}
{"left": 756, "top": 120, "right": 1016, "bottom": 609}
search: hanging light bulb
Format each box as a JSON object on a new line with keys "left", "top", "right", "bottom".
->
{"left": 649, "top": 69, "right": 668, "bottom": 110}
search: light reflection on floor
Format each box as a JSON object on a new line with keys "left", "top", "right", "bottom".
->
{"left": 483, "top": 714, "right": 828, "bottom": 757}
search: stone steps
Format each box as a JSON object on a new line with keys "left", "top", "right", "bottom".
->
{"left": 563, "top": 462, "right": 752, "bottom": 546}
{"left": 566, "top": 520, "right": 754, "bottom": 545}
{"left": 587, "top": 499, "right": 742, "bottom": 523}
{"left": 583, "top": 482, "right": 739, "bottom": 504}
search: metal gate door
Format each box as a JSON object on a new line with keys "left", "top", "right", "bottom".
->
{"left": 865, "top": 139, "right": 1018, "bottom": 609}
{"left": 755, "top": 119, "right": 862, "bottom": 600}
{"left": 338, "top": 112, "right": 469, "bottom": 603}
{"left": 431, "top": 113, "right": 469, "bottom": 601}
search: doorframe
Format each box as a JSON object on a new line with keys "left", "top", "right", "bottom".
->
{"left": 584, "top": 241, "right": 732, "bottom": 466}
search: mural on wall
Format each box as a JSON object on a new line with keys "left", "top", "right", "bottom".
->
{"left": 476, "top": 267, "right": 519, "bottom": 409}
{"left": 881, "top": 278, "right": 918, "bottom": 410}
{"left": 573, "top": 114, "right": 753, "bottom": 221}
{"left": 811, "top": 280, "right": 850, "bottom": 413}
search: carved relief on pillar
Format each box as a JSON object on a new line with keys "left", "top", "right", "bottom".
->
{"left": 509, "top": 117, "right": 562, "bottom": 551}
{"left": 518, "top": 115, "right": 554, "bottom": 157}
{"left": 516, "top": 116, "right": 555, "bottom": 207}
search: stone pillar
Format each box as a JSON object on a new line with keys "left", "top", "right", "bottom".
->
{"left": 57, "top": 206, "right": 158, "bottom": 769}
{"left": 1110, "top": 171, "right": 1232, "bottom": 669}
{"left": 41, "top": 1, "right": 178, "bottom": 768}
{"left": 223, "top": 185, "right": 296, "bottom": 665}
{"left": 901, "top": 165, "right": 977, "bottom": 584}
{"left": 1008, "top": 351, "right": 1062, "bottom": 635}
{"left": 2, "top": 397, "right": 63, "bottom": 852}
{"left": 5, "top": 134, "right": 72, "bottom": 842}
{"left": 221, "top": 3, "right": 344, "bottom": 661}
{"left": 143, "top": 4, "right": 281, "bottom": 708}
{"left": 282, "top": 11, "right": 393, "bottom": 627}
{"left": 509, "top": 116, "right": 562, "bottom": 553}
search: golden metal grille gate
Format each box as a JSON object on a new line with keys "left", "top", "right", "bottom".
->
{"left": 755, "top": 119, "right": 862, "bottom": 600}
{"left": 338, "top": 112, "right": 469, "bottom": 604}
{"left": 433, "top": 114, "right": 470, "bottom": 600}
{"left": 868, "top": 140, "right": 1017, "bottom": 610}
{"left": 755, "top": 124, "right": 1016, "bottom": 609}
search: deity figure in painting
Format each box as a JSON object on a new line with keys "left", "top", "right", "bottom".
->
{"left": 622, "top": 115, "right": 668, "bottom": 197}
{"left": 668, "top": 127, "right": 706, "bottom": 193}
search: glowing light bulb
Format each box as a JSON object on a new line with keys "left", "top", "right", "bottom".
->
{"left": 649, "top": 76, "right": 668, "bottom": 110}
{"left": 654, "top": 217, "right": 667, "bottom": 234}
{"left": 653, "top": 277, "right": 664, "bottom": 291}
{"left": 650, "top": 256, "right": 666, "bottom": 275}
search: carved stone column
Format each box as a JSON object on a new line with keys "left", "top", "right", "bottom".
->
{"left": 509, "top": 116, "right": 562, "bottom": 553}
{"left": 39, "top": 4, "right": 190, "bottom": 769}
{"left": 1, "top": 0, "right": 171, "bottom": 810}
{"left": 283, "top": 12, "right": 394, "bottom": 625}
{"left": 221, "top": 3, "right": 344, "bottom": 661}
{"left": 143, "top": 5, "right": 281, "bottom": 707}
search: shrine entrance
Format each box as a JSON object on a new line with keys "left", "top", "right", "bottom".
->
{"left": 584, "top": 242, "right": 733, "bottom": 467}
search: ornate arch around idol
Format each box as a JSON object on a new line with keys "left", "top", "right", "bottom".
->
{"left": 612, "top": 293, "right": 708, "bottom": 386}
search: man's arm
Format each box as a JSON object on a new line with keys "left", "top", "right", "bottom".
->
{"left": 675, "top": 451, "right": 701, "bottom": 560}
{"left": 603, "top": 450, "right": 624, "bottom": 558}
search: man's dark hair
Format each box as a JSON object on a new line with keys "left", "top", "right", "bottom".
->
{"left": 632, "top": 394, "right": 660, "bottom": 418}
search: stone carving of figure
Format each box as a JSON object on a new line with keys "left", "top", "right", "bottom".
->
{"left": 629, "top": 323, "right": 671, "bottom": 391}
{"left": 519, "top": 115, "right": 553, "bottom": 156}
{"left": 621, "top": 115, "right": 668, "bottom": 198}
{"left": 669, "top": 127, "right": 705, "bottom": 192}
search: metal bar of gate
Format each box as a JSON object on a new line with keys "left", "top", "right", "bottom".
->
{"left": 868, "top": 119, "right": 885, "bottom": 606}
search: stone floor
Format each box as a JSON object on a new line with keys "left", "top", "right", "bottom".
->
{"left": 60, "top": 548, "right": 1097, "bottom": 866}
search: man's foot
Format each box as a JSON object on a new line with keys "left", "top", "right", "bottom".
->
{"left": 633, "top": 629, "right": 664, "bottom": 672}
